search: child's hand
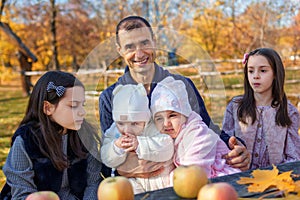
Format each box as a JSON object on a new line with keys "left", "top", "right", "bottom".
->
{"left": 114, "top": 133, "right": 139, "bottom": 152}
{"left": 122, "top": 133, "right": 139, "bottom": 152}
{"left": 114, "top": 136, "right": 125, "bottom": 149}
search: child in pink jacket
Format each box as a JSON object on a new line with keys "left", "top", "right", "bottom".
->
{"left": 150, "top": 76, "right": 240, "bottom": 178}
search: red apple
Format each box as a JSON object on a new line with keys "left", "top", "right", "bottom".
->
{"left": 197, "top": 182, "right": 238, "bottom": 200}
{"left": 97, "top": 176, "right": 134, "bottom": 200}
{"left": 26, "top": 191, "right": 60, "bottom": 200}
{"left": 173, "top": 165, "right": 208, "bottom": 198}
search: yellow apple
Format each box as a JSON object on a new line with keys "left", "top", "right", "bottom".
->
{"left": 173, "top": 165, "right": 208, "bottom": 198}
{"left": 197, "top": 182, "right": 238, "bottom": 200}
{"left": 25, "top": 191, "right": 60, "bottom": 200}
{"left": 97, "top": 176, "right": 134, "bottom": 200}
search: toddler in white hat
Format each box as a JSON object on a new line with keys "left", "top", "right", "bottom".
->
{"left": 112, "top": 83, "right": 151, "bottom": 123}
{"left": 101, "top": 83, "right": 175, "bottom": 194}
{"left": 151, "top": 76, "right": 241, "bottom": 178}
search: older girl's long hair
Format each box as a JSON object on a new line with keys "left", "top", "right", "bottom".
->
{"left": 20, "top": 71, "right": 98, "bottom": 171}
{"left": 236, "top": 48, "right": 291, "bottom": 127}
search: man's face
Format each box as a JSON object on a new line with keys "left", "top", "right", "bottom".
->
{"left": 117, "top": 27, "right": 156, "bottom": 76}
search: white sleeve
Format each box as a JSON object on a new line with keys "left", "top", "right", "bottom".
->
{"left": 100, "top": 123, "right": 127, "bottom": 168}
{"left": 136, "top": 122, "right": 174, "bottom": 162}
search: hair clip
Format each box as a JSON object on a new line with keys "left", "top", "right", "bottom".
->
{"left": 46, "top": 82, "right": 65, "bottom": 97}
{"left": 242, "top": 53, "right": 249, "bottom": 65}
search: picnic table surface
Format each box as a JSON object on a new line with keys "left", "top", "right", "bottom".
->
{"left": 134, "top": 161, "right": 300, "bottom": 200}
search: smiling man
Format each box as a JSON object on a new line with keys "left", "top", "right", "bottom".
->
{"left": 99, "top": 15, "right": 251, "bottom": 177}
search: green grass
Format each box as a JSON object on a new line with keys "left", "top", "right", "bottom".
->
{"left": 0, "top": 85, "right": 28, "bottom": 188}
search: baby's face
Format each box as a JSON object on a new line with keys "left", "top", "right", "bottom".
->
{"left": 115, "top": 121, "right": 146, "bottom": 136}
{"left": 153, "top": 110, "right": 187, "bottom": 138}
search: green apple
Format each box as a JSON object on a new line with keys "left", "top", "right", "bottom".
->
{"left": 173, "top": 165, "right": 208, "bottom": 198}
{"left": 97, "top": 176, "right": 134, "bottom": 200}
{"left": 26, "top": 191, "right": 59, "bottom": 200}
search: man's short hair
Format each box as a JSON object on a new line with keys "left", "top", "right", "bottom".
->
{"left": 116, "top": 16, "right": 154, "bottom": 46}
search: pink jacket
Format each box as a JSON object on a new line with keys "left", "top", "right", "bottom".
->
{"left": 173, "top": 111, "right": 240, "bottom": 178}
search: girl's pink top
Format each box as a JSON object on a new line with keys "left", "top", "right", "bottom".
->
{"left": 173, "top": 111, "right": 241, "bottom": 178}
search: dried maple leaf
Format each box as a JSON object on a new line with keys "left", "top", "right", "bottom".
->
{"left": 237, "top": 165, "right": 280, "bottom": 192}
{"left": 284, "top": 194, "right": 300, "bottom": 200}
{"left": 237, "top": 165, "right": 295, "bottom": 194}
{"left": 294, "top": 180, "right": 300, "bottom": 196}
{"left": 275, "top": 171, "right": 295, "bottom": 193}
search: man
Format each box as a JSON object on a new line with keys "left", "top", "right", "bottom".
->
{"left": 99, "top": 16, "right": 250, "bottom": 177}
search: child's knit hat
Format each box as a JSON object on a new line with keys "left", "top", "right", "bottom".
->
{"left": 112, "top": 83, "right": 151, "bottom": 122}
{"left": 150, "top": 76, "right": 192, "bottom": 117}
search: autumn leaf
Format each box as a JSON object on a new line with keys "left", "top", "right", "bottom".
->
{"left": 237, "top": 165, "right": 280, "bottom": 192}
{"left": 294, "top": 180, "right": 300, "bottom": 196}
{"left": 237, "top": 165, "right": 295, "bottom": 194}
{"left": 275, "top": 171, "right": 295, "bottom": 193}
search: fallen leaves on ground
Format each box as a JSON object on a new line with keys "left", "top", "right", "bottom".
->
{"left": 237, "top": 165, "right": 300, "bottom": 197}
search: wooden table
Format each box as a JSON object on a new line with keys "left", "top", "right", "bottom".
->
{"left": 135, "top": 161, "right": 300, "bottom": 200}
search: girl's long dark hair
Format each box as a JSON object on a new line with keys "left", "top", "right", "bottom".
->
{"left": 236, "top": 48, "right": 291, "bottom": 127}
{"left": 20, "top": 71, "right": 98, "bottom": 171}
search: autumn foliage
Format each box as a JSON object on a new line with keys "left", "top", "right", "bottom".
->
{"left": 237, "top": 165, "right": 300, "bottom": 198}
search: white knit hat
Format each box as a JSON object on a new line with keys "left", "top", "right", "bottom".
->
{"left": 112, "top": 83, "right": 151, "bottom": 122}
{"left": 150, "top": 76, "right": 192, "bottom": 117}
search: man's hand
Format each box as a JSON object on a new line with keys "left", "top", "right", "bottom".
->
{"left": 223, "top": 136, "right": 251, "bottom": 171}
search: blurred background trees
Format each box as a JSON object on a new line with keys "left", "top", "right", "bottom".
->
{"left": 0, "top": 0, "right": 299, "bottom": 73}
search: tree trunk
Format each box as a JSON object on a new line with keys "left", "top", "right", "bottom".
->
{"left": 17, "top": 50, "right": 33, "bottom": 97}
{"left": 50, "top": 0, "right": 59, "bottom": 70}
{"left": 0, "top": 0, "right": 6, "bottom": 21}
